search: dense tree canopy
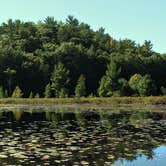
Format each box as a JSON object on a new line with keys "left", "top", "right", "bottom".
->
{"left": 0, "top": 16, "right": 165, "bottom": 97}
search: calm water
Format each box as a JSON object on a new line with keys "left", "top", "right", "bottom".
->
{"left": 0, "top": 106, "right": 165, "bottom": 166}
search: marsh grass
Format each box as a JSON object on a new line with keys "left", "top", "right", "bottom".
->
{"left": 0, "top": 96, "right": 165, "bottom": 105}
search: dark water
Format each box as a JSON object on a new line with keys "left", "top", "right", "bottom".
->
{"left": 0, "top": 106, "right": 165, "bottom": 166}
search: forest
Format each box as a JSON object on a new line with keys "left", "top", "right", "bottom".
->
{"left": 0, "top": 16, "right": 165, "bottom": 98}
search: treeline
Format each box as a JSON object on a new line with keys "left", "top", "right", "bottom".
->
{"left": 0, "top": 16, "right": 165, "bottom": 98}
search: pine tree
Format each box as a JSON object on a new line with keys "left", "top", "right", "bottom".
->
{"left": 51, "top": 62, "right": 69, "bottom": 98}
{"left": 29, "top": 92, "right": 33, "bottom": 98}
{"left": 34, "top": 93, "right": 40, "bottom": 98}
{"left": 98, "top": 58, "right": 121, "bottom": 97}
{"left": 59, "top": 88, "right": 68, "bottom": 98}
{"left": 75, "top": 75, "right": 86, "bottom": 97}
{"left": 12, "top": 86, "right": 23, "bottom": 98}
{"left": 44, "top": 83, "right": 52, "bottom": 98}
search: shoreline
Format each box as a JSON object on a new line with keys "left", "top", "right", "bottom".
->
{"left": 0, "top": 97, "right": 165, "bottom": 113}
{"left": 0, "top": 96, "right": 165, "bottom": 105}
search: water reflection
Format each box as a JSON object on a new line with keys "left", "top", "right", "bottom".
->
{"left": 0, "top": 106, "right": 165, "bottom": 165}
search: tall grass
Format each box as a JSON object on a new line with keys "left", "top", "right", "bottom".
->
{"left": 0, "top": 96, "right": 165, "bottom": 105}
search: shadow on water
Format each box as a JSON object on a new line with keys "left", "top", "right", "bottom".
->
{"left": 0, "top": 106, "right": 165, "bottom": 165}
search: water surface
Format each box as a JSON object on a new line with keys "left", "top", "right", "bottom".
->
{"left": 0, "top": 105, "right": 165, "bottom": 166}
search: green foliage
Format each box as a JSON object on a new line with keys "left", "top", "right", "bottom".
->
{"left": 129, "top": 74, "right": 156, "bottom": 96}
{"left": 129, "top": 74, "right": 143, "bottom": 95}
{"left": 59, "top": 88, "right": 68, "bottom": 98}
{"left": 118, "top": 78, "right": 130, "bottom": 96}
{"left": 12, "top": 86, "right": 23, "bottom": 98}
{"left": 34, "top": 93, "right": 40, "bottom": 98}
{"left": 98, "top": 76, "right": 112, "bottom": 97}
{"left": 98, "top": 59, "right": 121, "bottom": 97}
{"left": 29, "top": 92, "right": 33, "bottom": 98}
{"left": 44, "top": 83, "right": 52, "bottom": 98}
{"left": 137, "top": 74, "right": 156, "bottom": 96}
{"left": 3, "top": 68, "right": 16, "bottom": 96}
{"left": 75, "top": 75, "right": 86, "bottom": 97}
{"left": 51, "top": 62, "right": 69, "bottom": 98}
{"left": 106, "top": 58, "right": 121, "bottom": 81}
{"left": 0, "top": 17, "right": 164, "bottom": 97}
{"left": 88, "top": 93, "right": 95, "bottom": 98}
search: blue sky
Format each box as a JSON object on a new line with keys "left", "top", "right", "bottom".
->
{"left": 0, "top": 0, "right": 165, "bottom": 53}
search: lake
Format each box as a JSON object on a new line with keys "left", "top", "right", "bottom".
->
{"left": 0, "top": 104, "right": 165, "bottom": 166}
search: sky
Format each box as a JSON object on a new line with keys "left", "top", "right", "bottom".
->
{"left": 0, "top": 0, "right": 165, "bottom": 53}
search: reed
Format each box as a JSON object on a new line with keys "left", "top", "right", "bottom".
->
{"left": 0, "top": 96, "right": 165, "bottom": 105}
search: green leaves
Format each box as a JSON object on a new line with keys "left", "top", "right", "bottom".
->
{"left": 129, "top": 74, "right": 142, "bottom": 95}
{"left": 12, "top": 86, "right": 23, "bottom": 98}
{"left": 98, "top": 59, "right": 121, "bottom": 97}
{"left": 51, "top": 63, "right": 69, "bottom": 98}
{"left": 137, "top": 74, "right": 156, "bottom": 96}
{"left": 44, "top": 83, "right": 52, "bottom": 98}
{"left": 129, "top": 74, "right": 156, "bottom": 96}
{"left": 75, "top": 75, "right": 86, "bottom": 97}
{"left": 0, "top": 17, "right": 165, "bottom": 97}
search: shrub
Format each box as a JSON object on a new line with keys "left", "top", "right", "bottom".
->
{"left": 75, "top": 75, "right": 86, "bottom": 97}
{"left": 12, "top": 86, "right": 23, "bottom": 98}
{"left": 137, "top": 74, "right": 156, "bottom": 96}
{"left": 44, "top": 83, "right": 52, "bottom": 98}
